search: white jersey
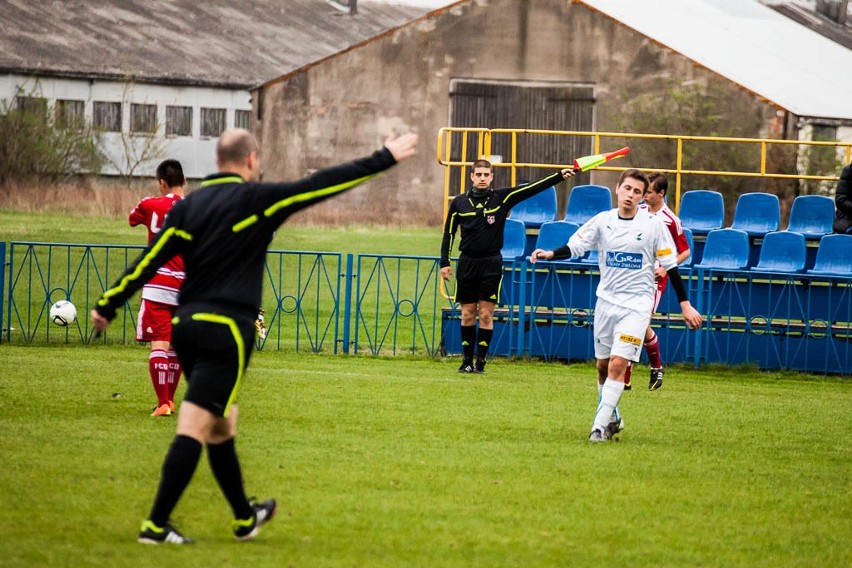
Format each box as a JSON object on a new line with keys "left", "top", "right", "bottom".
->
{"left": 568, "top": 209, "right": 678, "bottom": 316}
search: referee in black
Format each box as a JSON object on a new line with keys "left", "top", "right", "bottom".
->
{"left": 92, "top": 128, "right": 419, "bottom": 544}
{"left": 440, "top": 160, "right": 575, "bottom": 373}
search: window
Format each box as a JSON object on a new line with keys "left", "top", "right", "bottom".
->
{"left": 235, "top": 109, "right": 251, "bottom": 130}
{"left": 93, "top": 101, "right": 122, "bottom": 132}
{"left": 55, "top": 99, "right": 85, "bottom": 130}
{"left": 130, "top": 103, "right": 157, "bottom": 134}
{"left": 16, "top": 96, "right": 48, "bottom": 120}
{"left": 200, "top": 108, "right": 226, "bottom": 137}
{"left": 166, "top": 106, "right": 192, "bottom": 136}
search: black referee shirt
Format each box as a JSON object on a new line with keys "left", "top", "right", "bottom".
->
{"left": 96, "top": 147, "right": 397, "bottom": 321}
{"left": 439, "top": 171, "right": 567, "bottom": 267}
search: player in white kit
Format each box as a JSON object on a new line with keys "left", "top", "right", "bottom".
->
{"left": 530, "top": 169, "right": 703, "bottom": 442}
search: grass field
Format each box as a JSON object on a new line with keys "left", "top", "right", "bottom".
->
{"left": 0, "top": 208, "right": 441, "bottom": 256}
{"left": 1, "top": 345, "right": 850, "bottom": 567}
{"left": 2, "top": 210, "right": 851, "bottom": 566}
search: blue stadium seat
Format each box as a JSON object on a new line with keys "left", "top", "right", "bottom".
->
{"left": 752, "top": 231, "right": 806, "bottom": 273}
{"left": 694, "top": 228, "right": 750, "bottom": 270}
{"left": 786, "top": 195, "right": 835, "bottom": 238}
{"left": 501, "top": 218, "right": 527, "bottom": 260}
{"left": 678, "top": 190, "right": 724, "bottom": 235}
{"left": 534, "top": 221, "right": 579, "bottom": 252}
{"left": 681, "top": 227, "right": 695, "bottom": 267}
{"left": 563, "top": 185, "right": 611, "bottom": 225}
{"left": 731, "top": 192, "right": 780, "bottom": 236}
{"left": 807, "top": 234, "right": 852, "bottom": 276}
{"left": 510, "top": 186, "right": 557, "bottom": 229}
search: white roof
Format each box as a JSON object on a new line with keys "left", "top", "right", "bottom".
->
{"left": 580, "top": 0, "right": 852, "bottom": 121}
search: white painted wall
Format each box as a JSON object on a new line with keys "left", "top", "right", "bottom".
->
{"left": 0, "top": 74, "right": 251, "bottom": 178}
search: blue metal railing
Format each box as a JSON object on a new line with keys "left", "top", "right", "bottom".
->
{"left": 2, "top": 241, "right": 850, "bottom": 375}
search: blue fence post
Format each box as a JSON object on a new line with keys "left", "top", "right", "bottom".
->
{"left": 341, "top": 253, "right": 354, "bottom": 354}
{"left": 693, "top": 268, "right": 706, "bottom": 369}
{"left": 516, "top": 259, "right": 528, "bottom": 357}
{"left": 0, "top": 241, "right": 5, "bottom": 343}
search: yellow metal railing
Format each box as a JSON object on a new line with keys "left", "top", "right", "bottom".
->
{"left": 437, "top": 128, "right": 852, "bottom": 219}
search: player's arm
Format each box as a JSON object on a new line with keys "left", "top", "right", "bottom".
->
{"left": 128, "top": 199, "right": 147, "bottom": 227}
{"left": 259, "top": 133, "right": 418, "bottom": 223}
{"left": 93, "top": 205, "right": 190, "bottom": 326}
{"left": 502, "top": 169, "right": 574, "bottom": 208}
{"left": 658, "top": 228, "right": 703, "bottom": 329}
{"left": 439, "top": 204, "right": 459, "bottom": 281}
{"left": 663, "top": 267, "right": 702, "bottom": 329}
{"left": 530, "top": 216, "right": 596, "bottom": 263}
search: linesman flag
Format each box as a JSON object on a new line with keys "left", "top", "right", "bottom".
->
{"left": 573, "top": 147, "right": 630, "bottom": 172}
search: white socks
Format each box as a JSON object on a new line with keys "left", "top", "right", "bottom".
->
{"left": 593, "top": 378, "right": 625, "bottom": 432}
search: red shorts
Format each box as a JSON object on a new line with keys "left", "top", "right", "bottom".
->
{"left": 136, "top": 299, "right": 177, "bottom": 342}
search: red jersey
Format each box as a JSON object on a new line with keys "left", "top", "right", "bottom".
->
{"left": 129, "top": 193, "right": 185, "bottom": 305}
{"left": 639, "top": 202, "right": 690, "bottom": 291}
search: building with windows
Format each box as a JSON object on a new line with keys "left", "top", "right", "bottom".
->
{"left": 0, "top": 0, "right": 429, "bottom": 178}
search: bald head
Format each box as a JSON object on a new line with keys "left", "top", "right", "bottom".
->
{"left": 216, "top": 128, "right": 261, "bottom": 180}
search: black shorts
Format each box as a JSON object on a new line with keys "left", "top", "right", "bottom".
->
{"left": 171, "top": 305, "right": 256, "bottom": 417}
{"left": 455, "top": 255, "right": 503, "bottom": 305}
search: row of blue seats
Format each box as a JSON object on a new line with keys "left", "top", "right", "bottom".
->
{"left": 501, "top": 219, "right": 852, "bottom": 277}
{"left": 510, "top": 186, "right": 837, "bottom": 239}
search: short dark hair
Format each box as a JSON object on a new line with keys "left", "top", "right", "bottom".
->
{"left": 217, "top": 129, "right": 259, "bottom": 166}
{"left": 647, "top": 171, "right": 668, "bottom": 195}
{"left": 618, "top": 168, "right": 649, "bottom": 192}
{"left": 472, "top": 159, "right": 492, "bottom": 170}
{"left": 156, "top": 159, "right": 185, "bottom": 188}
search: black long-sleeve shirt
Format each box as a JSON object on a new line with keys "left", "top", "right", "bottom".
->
{"left": 439, "top": 171, "right": 567, "bottom": 267}
{"left": 96, "top": 147, "right": 397, "bottom": 320}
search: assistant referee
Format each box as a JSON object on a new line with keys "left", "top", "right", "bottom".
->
{"left": 92, "top": 128, "right": 419, "bottom": 544}
{"left": 440, "top": 160, "right": 575, "bottom": 373}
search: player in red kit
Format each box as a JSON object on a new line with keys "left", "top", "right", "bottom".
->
{"left": 129, "top": 159, "right": 187, "bottom": 416}
{"left": 627, "top": 172, "right": 691, "bottom": 390}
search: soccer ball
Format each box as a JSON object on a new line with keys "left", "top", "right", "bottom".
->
{"left": 50, "top": 300, "right": 77, "bottom": 326}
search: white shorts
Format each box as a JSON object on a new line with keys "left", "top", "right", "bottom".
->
{"left": 593, "top": 298, "right": 649, "bottom": 362}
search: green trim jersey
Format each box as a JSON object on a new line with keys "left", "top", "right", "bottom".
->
{"left": 440, "top": 171, "right": 567, "bottom": 267}
{"left": 568, "top": 209, "right": 678, "bottom": 316}
{"left": 96, "top": 147, "right": 397, "bottom": 321}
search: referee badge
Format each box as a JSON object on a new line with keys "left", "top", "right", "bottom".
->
{"left": 486, "top": 215, "right": 495, "bottom": 224}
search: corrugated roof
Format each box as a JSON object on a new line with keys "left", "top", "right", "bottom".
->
{"left": 0, "top": 0, "right": 429, "bottom": 88}
{"left": 580, "top": 0, "right": 852, "bottom": 121}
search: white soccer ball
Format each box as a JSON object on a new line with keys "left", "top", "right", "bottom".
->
{"left": 50, "top": 300, "right": 77, "bottom": 326}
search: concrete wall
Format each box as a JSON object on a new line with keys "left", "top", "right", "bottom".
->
{"left": 256, "top": 0, "right": 781, "bottom": 226}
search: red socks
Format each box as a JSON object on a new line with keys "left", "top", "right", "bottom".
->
{"left": 149, "top": 350, "right": 170, "bottom": 406}
{"left": 645, "top": 331, "right": 662, "bottom": 368}
{"left": 167, "top": 350, "right": 182, "bottom": 406}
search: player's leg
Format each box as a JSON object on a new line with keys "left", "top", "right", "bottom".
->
{"left": 166, "top": 305, "right": 182, "bottom": 411}
{"left": 207, "top": 406, "right": 277, "bottom": 541}
{"left": 150, "top": 342, "right": 172, "bottom": 416}
{"left": 471, "top": 257, "right": 502, "bottom": 373}
{"left": 457, "top": 303, "right": 477, "bottom": 372}
{"left": 138, "top": 401, "right": 214, "bottom": 544}
{"left": 589, "top": 301, "right": 643, "bottom": 442}
{"left": 646, "top": 285, "right": 665, "bottom": 389}
{"left": 455, "top": 256, "right": 478, "bottom": 373}
{"left": 644, "top": 325, "right": 664, "bottom": 389}
{"left": 474, "top": 300, "right": 495, "bottom": 373}
{"left": 138, "top": 300, "right": 172, "bottom": 415}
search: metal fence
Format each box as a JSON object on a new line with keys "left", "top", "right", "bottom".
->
{"left": 2, "top": 241, "right": 850, "bottom": 375}
{"left": 1, "top": 242, "right": 456, "bottom": 357}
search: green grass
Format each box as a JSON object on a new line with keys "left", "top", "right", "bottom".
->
{"left": 1, "top": 345, "right": 850, "bottom": 567}
{"left": 0, "top": 208, "right": 441, "bottom": 256}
